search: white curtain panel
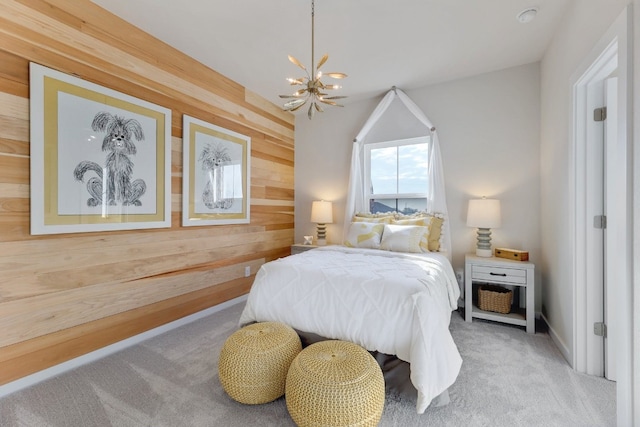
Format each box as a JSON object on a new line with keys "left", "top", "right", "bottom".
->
{"left": 344, "top": 87, "right": 451, "bottom": 257}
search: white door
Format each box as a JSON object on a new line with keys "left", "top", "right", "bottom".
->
{"left": 603, "top": 77, "right": 618, "bottom": 381}
{"left": 584, "top": 76, "right": 619, "bottom": 381}
{"left": 584, "top": 79, "right": 605, "bottom": 377}
{"left": 587, "top": 76, "right": 619, "bottom": 381}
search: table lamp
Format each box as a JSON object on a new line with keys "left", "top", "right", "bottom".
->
{"left": 310, "top": 200, "right": 333, "bottom": 246}
{"left": 466, "top": 198, "right": 501, "bottom": 257}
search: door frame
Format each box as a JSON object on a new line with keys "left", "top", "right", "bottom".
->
{"left": 572, "top": 42, "right": 615, "bottom": 377}
{"left": 570, "top": 6, "right": 632, "bottom": 425}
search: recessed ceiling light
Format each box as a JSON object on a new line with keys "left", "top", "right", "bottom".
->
{"left": 516, "top": 7, "right": 538, "bottom": 24}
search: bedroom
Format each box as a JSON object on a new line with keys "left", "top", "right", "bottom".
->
{"left": 0, "top": 0, "right": 637, "bottom": 425}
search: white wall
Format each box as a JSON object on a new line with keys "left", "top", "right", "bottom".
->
{"left": 539, "top": 0, "right": 629, "bottom": 361}
{"left": 295, "top": 62, "right": 542, "bottom": 307}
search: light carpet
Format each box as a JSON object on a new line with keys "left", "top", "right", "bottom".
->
{"left": 0, "top": 302, "right": 616, "bottom": 426}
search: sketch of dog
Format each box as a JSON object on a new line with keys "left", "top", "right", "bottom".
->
{"left": 74, "top": 112, "right": 147, "bottom": 207}
{"left": 199, "top": 142, "right": 233, "bottom": 209}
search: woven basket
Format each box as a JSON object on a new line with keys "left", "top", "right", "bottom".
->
{"left": 218, "top": 322, "right": 301, "bottom": 405}
{"left": 285, "top": 340, "right": 385, "bottom": 427}
{"left": 478, "top": 284, "right": 513, "bottom": 314}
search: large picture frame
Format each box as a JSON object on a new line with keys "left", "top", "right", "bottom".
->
{"left": 182, "top": 115, "right": 251, "bottom": 226}
{"left": 29, "top": 63, "right": 172, "bottom": 235}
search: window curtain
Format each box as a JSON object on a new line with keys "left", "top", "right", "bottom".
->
{"left": 344, "top": 87, "right": 451, "bottom": 257}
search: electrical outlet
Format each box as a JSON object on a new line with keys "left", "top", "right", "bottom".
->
{"left": 244, "top": 266, "right": 251, "bottom": 277}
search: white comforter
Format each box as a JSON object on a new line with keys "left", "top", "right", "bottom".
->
{"left": 239, "top": 246, "right": 462, "bottom": 413}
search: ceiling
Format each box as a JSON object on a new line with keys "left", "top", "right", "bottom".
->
{"left": 91, "top": 0, "right": 571, "bottom": 113}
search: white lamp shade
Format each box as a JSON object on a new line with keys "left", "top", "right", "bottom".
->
{"left": 466, "top": 199, "right": 501, "bottom": 228}
{"left": 311, "top": 200, "right": 333, "bottom": 224}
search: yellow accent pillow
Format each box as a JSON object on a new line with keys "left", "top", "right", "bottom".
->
{"left": 352, "top": 215, "right": 394, "bottom": 224}
{"left": 380, "top": 224, "right": 426, "bottom": 253}
{"left": 354, "top": 212, "right": 395, "bottom": 218}
{"left": 392, "top": 215, "right": 444, "bottom": 252}
{"left": 343, "top": 222, "right": 385, "bottom": 249}
{"left": 427, "top": 216, "right": 444, "bottom": 251}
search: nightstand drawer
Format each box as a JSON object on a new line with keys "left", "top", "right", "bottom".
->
{"left": 471, "top": 265, "right": 526, "bottom": 285}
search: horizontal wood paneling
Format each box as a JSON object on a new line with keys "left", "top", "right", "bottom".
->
{"left": 0, "top": 138, "right": 28, "bottom": 156}
{"left": 0, "top": 275, "right": 257, "bottom": 384}
{"left": 0, "top": 155, "right": 29, "bottom": 184}
{"left": 0, "top": 50, "right": 28, "bottom": 98}
{"left": 0, "top": 0, "right": 295, "bottom": 385}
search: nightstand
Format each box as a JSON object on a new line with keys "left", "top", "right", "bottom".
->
{"left": 464, "top": 254, "right": 535, "bottom": 334}
{"left": 291, "top": 244, "right": 319, "bottom": 255}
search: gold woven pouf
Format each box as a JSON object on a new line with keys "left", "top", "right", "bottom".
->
{"left": 218, "top": 321, "right": 302, "bottom": 405}
{"left": 285, "top": 340, "right": 385, "bottom": 427}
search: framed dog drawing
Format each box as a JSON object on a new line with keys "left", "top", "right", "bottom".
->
{"left": 29, "top": 63, "right": 171, "bottom": 234}
{"left": 182, "top": 115, "right": 251, "bottom": 226}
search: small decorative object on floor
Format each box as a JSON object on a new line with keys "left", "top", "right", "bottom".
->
{"left": 478, "top": 284, "right": 513, "bottom": 314}
{"left": 286, "top": 340, "right": 384, "bottom": 427}
{"left": 494, "top": 247, "right": 529, "bottom": 261}
{"left": 218, "top": 322, "right": 301, "bottom": 404}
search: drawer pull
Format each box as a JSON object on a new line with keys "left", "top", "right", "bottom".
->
{"left": 489, "top": 272, "right": 507, "bottom": 276}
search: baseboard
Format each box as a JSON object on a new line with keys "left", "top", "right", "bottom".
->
{"left": 541, "top": 313, "right": 572, "bottom": 366}
{"left": 0, "top": 295, "right": 248, "bottom": 399}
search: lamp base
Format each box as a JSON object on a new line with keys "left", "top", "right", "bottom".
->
{"left": 316, "top": 223, "right": 327, "bottom": 246}
{"left": 475, "top": 248, "right": 493, "bottom": 257}
{"left": 475, "top": 228, "right": 493, "bottom": 257}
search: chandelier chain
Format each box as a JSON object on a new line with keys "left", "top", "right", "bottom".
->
{"left": 311, "top": 0, "right": 315, "bottom": 73}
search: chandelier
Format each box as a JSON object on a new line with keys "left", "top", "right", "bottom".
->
{"left": 279, "top": 0, "right": 347, "bottom": 119}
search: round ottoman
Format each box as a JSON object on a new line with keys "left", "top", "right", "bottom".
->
{"left": 285, "top": 340, "right": 385, "bottom": 427}
{"left": 218, "top": 321, "right": 302, "bottom": 404}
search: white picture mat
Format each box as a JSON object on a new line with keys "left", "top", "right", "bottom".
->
{"left": 192, "top": 132, "right": 243, "bottom": 214}
{"left": 56, "top": 92, "right": 158, "bottom": 215}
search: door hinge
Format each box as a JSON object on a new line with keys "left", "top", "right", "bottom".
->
{"left": 594, "top": 322, "right": 607, "bottom": 337}
{"left": 594, "top": 107, "right": 607, "bottom": 122}
{"left": 593, "top": 215, "right": 607, "bottom": 229}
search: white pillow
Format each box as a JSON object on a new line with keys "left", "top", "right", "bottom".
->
{"left": 343, "top": 222, "right": 385, "bottom": 249}
{"left": 380, "top": 224, "right": 428, "bottom": 253}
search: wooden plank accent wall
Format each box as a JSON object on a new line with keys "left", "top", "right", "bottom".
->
{"left": 0, "top": 0, "right": 295, "bottom": 385}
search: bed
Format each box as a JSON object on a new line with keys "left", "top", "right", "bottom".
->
{"left": 239, "top": 239, "right": 462, "bottom": 414}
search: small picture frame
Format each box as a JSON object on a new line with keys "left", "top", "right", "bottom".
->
{"left": 182, "top": 115, "right": 251, "bottom": 226}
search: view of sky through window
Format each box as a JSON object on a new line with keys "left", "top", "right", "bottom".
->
{"left": 368, "top": 140, "right": 429, "bottom": 214}
{"left": 370, "top": 143, "right": 428, "bottom": 194}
